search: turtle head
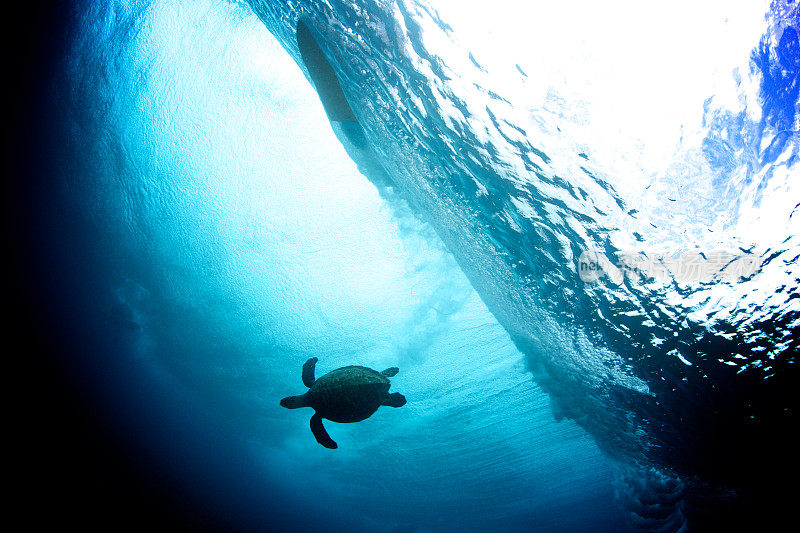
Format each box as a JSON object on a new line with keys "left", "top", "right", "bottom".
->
{"left": 280, "top": 394, "right": 307, "bottom": 409}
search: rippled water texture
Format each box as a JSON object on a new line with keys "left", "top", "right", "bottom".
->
{"left": 245, "top": 0, "right": 798, "bottom": 527}
{"left": 52, "top": 0, "right": 798, "bottom": 531}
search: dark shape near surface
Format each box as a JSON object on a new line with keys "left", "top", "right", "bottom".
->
{"left": 281, "top": 357, "right": 407, "bottom": 449}
{"left": 296, "top": 19, "right": 358, "bottom": 123}
{"left": 296, "top": 18, "right": 398, "bottom": 193}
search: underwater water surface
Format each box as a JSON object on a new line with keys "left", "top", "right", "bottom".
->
{"left": 23, "top": 0, "right": 798, "bottom": 531}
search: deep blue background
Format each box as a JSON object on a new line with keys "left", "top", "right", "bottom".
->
{"left": 10, "top": 2, "right": 797, "bottom": 532}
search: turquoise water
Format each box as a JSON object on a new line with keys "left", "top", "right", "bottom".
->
{"left": 31, "top": 0, "right": 798, "bottom": 531}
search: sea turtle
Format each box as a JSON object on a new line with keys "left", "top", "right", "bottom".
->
{"left": 280, "top": 357, "right": 407, "bottom": 449}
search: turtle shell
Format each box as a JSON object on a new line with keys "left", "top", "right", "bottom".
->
{"left": 307, "top": 366, "right": 390, "bottom": 423}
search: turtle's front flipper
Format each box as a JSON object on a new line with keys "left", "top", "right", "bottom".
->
{"left": 302, "top": 357, "right": 318, "bottom": 388}
{"left": 382, "top": 392, "right": 406, "bottom": 407}
{"left": 310, "top": 412, "right": 337, "bottom": 449}
{"left": 381, "top": 367, "right": 399, "bottom": 377}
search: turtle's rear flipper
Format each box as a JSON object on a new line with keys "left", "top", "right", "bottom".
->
{"left": 381, "top": 367, "right": 399, "bottom": 377}
{"left": 302, "top": 357, "right": 318, "bottom": 388}
{"left": 311, "top": 412, "right": 337, "bottom": 449}
{"left": 383, "top": 392, "right": 406, "bottom": 407}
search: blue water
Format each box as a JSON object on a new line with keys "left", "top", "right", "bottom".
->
{"left": 35, "top": 0, "right": 797, "bottom": 531}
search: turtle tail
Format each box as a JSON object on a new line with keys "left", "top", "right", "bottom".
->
{"left": 383, "top": 392, "right": 406, "bottom": 408}
{"left": 381, "top": 367, "right": 399, "bottom": 377}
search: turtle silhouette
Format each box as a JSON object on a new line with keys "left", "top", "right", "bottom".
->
{"left": 280, "top": 357, "right": 407, "bottom": 449}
